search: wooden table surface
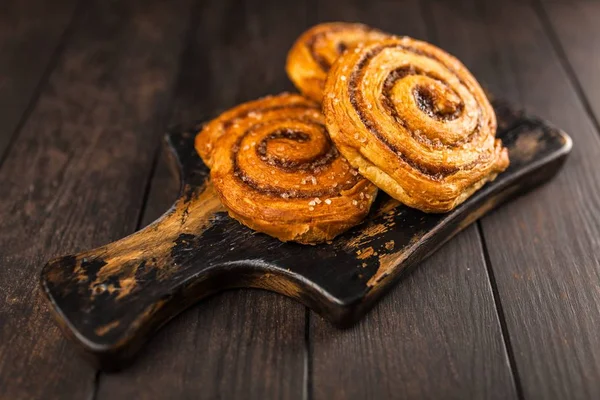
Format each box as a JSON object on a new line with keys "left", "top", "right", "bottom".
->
{"left": 1, "top": 0, "right": 599, "bottom": 399}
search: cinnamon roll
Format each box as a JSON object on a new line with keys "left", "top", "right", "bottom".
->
{"left": 286, "top": 22, "right": 389, "bottom": 102}
{"left": 323, "top": 37, "right": 509, "bottom": 213}
{"left": 206, "top": 93, "right": 378, "bottom": 244}
{"left": 195, "top": 94, "right": 316, "bottom": 168}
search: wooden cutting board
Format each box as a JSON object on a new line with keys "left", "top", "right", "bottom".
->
{"left": 40, "top": 102, "right": 571, "bottom": 370}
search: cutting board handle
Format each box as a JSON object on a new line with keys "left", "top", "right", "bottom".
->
{"left": 40, "top": 129, "right": 229, "bottom": 368}
{"left": 41, "top": 129, "right": 328, "bottom": 369}
{"left": 40, "top": 108, "right": 573, "bottom": 370}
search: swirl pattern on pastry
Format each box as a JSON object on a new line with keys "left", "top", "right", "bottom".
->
{"left": 286, "top": 22, "right": 389, "bottom": 102}
{"left": 195, "top": 94, "right": 317, "bottom": 168}
{"left": 323, "top": 37, "right": 509, "bottom": 213}
{"left": 206, "top": 93, "right": 378, "bottom": 244}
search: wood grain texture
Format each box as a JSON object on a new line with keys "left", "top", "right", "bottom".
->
{"left": 0, "top": 0, "right": 193, "bottom": 398}
{"left": 429, "top": 0, "right": 600, "bottom": 398}
{"left": 0, "top": 1, "right": 597, "bottom": 399}
{"left": 96, "top": 0, "right": 308, "bottom": 398}
{"left": 538, "top": 0, "right": 600, "bottom": 4}
{"left": 41, "top": 110, "right": 569, "bottom": 368}
{"left": 541, "top": 0, "right": 600, "bottom": 129}
{"left": 0, "top": 0, "right": 78, "bottom": 159}
{"left": 311, "top": 228, "right": 513, "bottom": 400}
{"left": 309, "top": 1, "right": 518, "bottom": 399}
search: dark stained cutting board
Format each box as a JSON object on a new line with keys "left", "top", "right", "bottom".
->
{"left": 40, "top": 102, "right": 572, "bottom": 370}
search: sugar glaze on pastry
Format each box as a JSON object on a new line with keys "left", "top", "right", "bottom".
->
{"left": 286, "top": 22, "right": 389, "bottom": 102}
{"left": 201, "top": 93, "right": 377, "bottom": 244}
{"left": 323, "top": 37, "right": 509, "bottom": 212}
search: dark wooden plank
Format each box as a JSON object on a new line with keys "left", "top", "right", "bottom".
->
{"left": 0, "top": 0, "right": 78, "bottom": 159}
{"left": 430, "top": 0, "right": 600, "bottom": 398}
{"left": 0, "top": 0, "right": 193, "bottom": 399}
{"left": 311, "top": 228, "right": 515, "bottom": 400}
{"left": 310, "top": 1, "right": 517, "bottom": 399}
{"left": 96, "top": 0, "right": 308, "bottom": 398}
{"left": 40, "top": 103, "right": 570, "bottom": 368}
{"left": 539, "top": 0, "right": 600, "bottom": 4}
{"left": 540, "top": 1, "right": 600, "bottom": 130}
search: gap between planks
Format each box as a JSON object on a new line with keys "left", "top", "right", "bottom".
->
{"left": 303, "top": 307, "right": 313, "bottom": 400}
{"left": 420, "top": 0, "right": 524, "bottom": 394}
{"left": 532, "top": 0, "right": 600, "bottom": 139}
{"left": 83, "top": 1, "right": 580, "bottom": 397}
{"left": 0, "top": 0, "right": 82, "bottom": 170}
{"left": 89, "top": 0, "right": 203, "bottom": 397}
{"left": 477, "top": 222, "right": 525, "bottom": 400}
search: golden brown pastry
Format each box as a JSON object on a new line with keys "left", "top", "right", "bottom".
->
{"left": 286, "top": 22, "right": 389, "bottom": 102}
{"left": 196, "top": 94, "right": 315, "bottom": 168}
{"left": 204, "top": 93, "right": 378, "bottom": 244}
{"left": 323, "top": 37, "right": 509, "bottom": 213}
